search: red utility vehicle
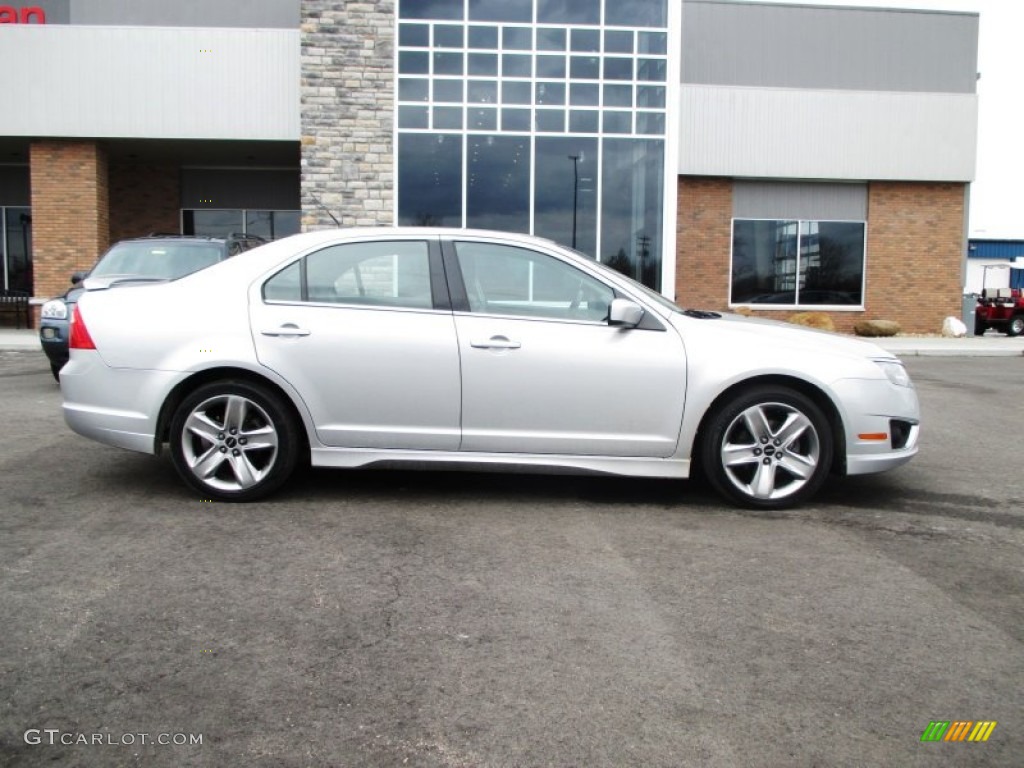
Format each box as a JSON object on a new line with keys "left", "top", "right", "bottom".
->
{"left": 975, "top": 287, "right": 1024, "bottom": 337}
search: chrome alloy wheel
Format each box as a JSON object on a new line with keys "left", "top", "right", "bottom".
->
{"left": 180, "top": 394, "right": 280, "bottom": 492}
{"left": 719, "top": 401, "right": 821, "bottom": 502}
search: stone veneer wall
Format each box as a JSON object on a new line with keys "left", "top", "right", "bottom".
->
{"left": 300, "top": 0, "right": 395, "bottom": 230}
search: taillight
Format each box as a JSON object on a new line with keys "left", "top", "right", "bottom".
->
{"left": 69, "top": 304, "right": 96, "bottom": 350}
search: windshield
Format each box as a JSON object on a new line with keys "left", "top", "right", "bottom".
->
{"left": 91, "top": 242, "right": 223, "bottom": 280}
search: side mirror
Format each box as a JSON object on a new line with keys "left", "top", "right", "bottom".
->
{"left": 608, "top": 298, "right": 644, "bottom": 328}
{"left": 70, "top": 271, "right": 86, "bottom": 285}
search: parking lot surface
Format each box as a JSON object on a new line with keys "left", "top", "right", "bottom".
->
{"left": 0, "top": 351, "right": 1021, "bottom": 767}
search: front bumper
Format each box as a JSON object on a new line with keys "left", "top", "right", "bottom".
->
{"left": 39, "top": 317, "right": 69, "bottom": 368}
{"left": 831, "top": 377, "right": 921, "bottom": 476}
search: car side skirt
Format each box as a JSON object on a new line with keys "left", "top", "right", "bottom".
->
{"left": 310, "top": 447, "right": 691, "bottom": 479}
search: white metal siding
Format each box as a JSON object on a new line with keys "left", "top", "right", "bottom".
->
{"left": 679, "top": 85, "right": 977, "bottom": 182}
{"left": 0, "top": 26, "right": 299, "bottom": 141}
{"left": 733, "top": 182, "right": 867, "bottom": 221}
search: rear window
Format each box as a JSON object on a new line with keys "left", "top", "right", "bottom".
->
{"left": 91, "top": 243, "right": 224, "bottom": 280}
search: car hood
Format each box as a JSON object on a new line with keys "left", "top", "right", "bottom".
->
{"left": 669, "top": 311, "right": 896, "bottom": 361}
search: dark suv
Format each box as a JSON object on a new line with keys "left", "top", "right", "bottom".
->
{"left": 39, "top": 234, "right": 265, "bottom": 379}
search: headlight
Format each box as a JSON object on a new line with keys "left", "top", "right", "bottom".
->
{"left": 41, "top": 300, "right": 68, "bottom": 320}
{"left": 875, "top": 359, "right": 912, "bottom": 388}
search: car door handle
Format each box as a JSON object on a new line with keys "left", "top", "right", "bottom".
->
{"left": 260, "top": 325, "right": 311, "bottom": 338}
{"left": 470, "top": 336, "right": 521, "bottom": 350}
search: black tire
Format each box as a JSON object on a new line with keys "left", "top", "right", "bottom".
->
{"left": 974, "top": 316, "right": 987, "bottom": 337}
{"left": 700, "top": 386, "right": 834, "bottom": 510}
{"left": 50, "top": 362, "right": 62, "bottom": 381}
{"left": 169, "top": 380, "right": 300, "bottom": 501}
{"left": 1007, "top": 315, "right": 1024, "bottom": 338}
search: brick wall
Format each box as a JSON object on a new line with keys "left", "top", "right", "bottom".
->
{"left": 675, "top": 177, "right": 733, "bottom": 311}
{"left": 864, "top": 182, "right": 965, "bottom": 335}
{"left": 300, "top": 0, "right": 395, "bottom": 230}
{"left": 109, "top": 163, "right": 181, "bottom": 243}
{"left": 30, "top": 141, "right": 109, "bottom": 304}
{"left": 675, "top": 176, "right": 966, "bottom": 335}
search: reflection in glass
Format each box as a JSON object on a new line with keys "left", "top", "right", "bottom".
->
{"left": 399, "top": 0, "right": 462, "bottom": 20}
{"left": 399, "top": 51, "right": 429, "bottom": 75}
{"left": 730, "top": 220, "right": 865, "bottom": 305}
{"left": 569, "top": 83, "right": 599, "bottom": 105}
{"left": 535, "top": 82, "right": 566, "bottom": 105}
{"left": 604, "top": 58, "right": 633, "bottom": 81}
{"left": 469, "top": 107, "right": 498, "bottom": 130}
{"left": 398, "top": 134, "right": 462, "bottom": 227}
{"left": 637, "top": 59, "right": 667, "bottom": 82}
{"left": 638, "top": 31, "right": 668, "bottom": 54}
{"left": 536, "top": 55, "right": 566, "bottom": 78}
{"left": 468, "top": 80, "right": 498, "bottom": 103}
{"left": 601, "top": 138, "right": 664, "bottom": 289}
{"left": 399, "top": 24, "right": 429, "bottom": 47}
{"left": 535, "top": 110, "right": 565, "bottom": 132}
{"left": 502, "top": 108, "right": 531, "bottom": 131}
{"left": 537, "top": 27, "right": 566, "bottom": 51}
{"left": 245, "top": 210, "right": 301, "bottom": 241}
{"left": 636, "top": 112, "right": 665, "bottom": 135}
{"left": 470, "top": 0, "right": 532, "bottom": 22}
{"left": 605, "top": 0, "right": 667, "bottom": 28}
{"left": 604, "top": 30, "right": 634, "bottom": 54}
{"left": 503, "top": 27, "right": 532, "bottom": 50}
{"left": 799, "top": 221, "right": 864, "bottom": 305}
{"left": 468, "top": 25, "right": 498, "bottom": 48}
{"left": 502, "top": 81, "right": 531, "bottom": 104}
{"left": 540, "top": 0, "right": 600, "bottom": 25}
{"left": 434, "top": 79, "right": 463, "bottom": 102}
{"left": 502, "top": 54, "right": 532, "bottom": 78}
{"left": 468, "top": 53, "right": 498, "bottom": 75}
{"left": 467, "top": 136, "right": 530, "bottom": 233}
{"left": 4, "top": 208, "right": 32, "bottom": 293}
{"left": 399, "top": 106, "right": 429, "bottom": 128}
{"left": 569, "top": 110, "right": 599, "bottom": 133}
{"left": 534, "top": 138, "right": 598, "bottom": 258}
{"left": 570, "top": 56, "right": 599, "bottom": 80}
{"left": 184, "top": 210, "right": 242, "bottom": 237}
{"left": 603, "top": 84, "right": 632, "bottom": 107}
{"left": 434, "top": 25, "right": 463, "bottom": 47}
{"left": 636, "top": 85, "right": 665, "bottom": 108}
{"left": 398, "top": 78, "right": 429, "bottom": 101}
{"left": 602, "top": 111, "right": 632, "bottom": 134}
{"left": 570, "top": 29, "right": 600, "bottom": 52}
{"left": 434, "top": 106, "right": 463, "bottom": 129}
{"left": 434, "top": 52, "right": 464, "bottom": 76}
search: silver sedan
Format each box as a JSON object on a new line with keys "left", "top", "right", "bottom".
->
{"left": 60, "top": 228, "right": 920, "bottom": 509}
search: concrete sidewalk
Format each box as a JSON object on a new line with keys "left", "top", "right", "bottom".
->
{"left": 1, "top": 328, "right": 1022, "bottom": 357}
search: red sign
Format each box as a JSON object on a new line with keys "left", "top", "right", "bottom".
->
{"left": 0, "top": 6, "right": 46, "bottom": 23}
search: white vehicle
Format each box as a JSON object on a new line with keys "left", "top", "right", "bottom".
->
{"left": 61, "top": 228, "right": 919, "bottom": 509}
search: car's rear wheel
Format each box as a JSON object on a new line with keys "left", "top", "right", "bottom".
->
{"left": 169, "top": 380, "right": 299, "bottom": 501}
{"left": 701, "top": 386, "right": 833, "bottom": 509}
{"left": 1007, "top": 315, "right": 1024, "bottom": 337}
{"left": 974, "top": 316, "right": 987, "bottom": 336}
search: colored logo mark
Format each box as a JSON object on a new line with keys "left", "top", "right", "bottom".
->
{"left": 921, "top": 721, "right": 997, "bottom": 742}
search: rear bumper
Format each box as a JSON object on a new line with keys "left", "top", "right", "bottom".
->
{"left": 61, "top": 350, "right": 180, "bottom": 455}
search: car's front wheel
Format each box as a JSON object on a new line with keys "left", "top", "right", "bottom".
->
{"left": 701, "top": 386, "right": 834, "bottom": 509}
{"left": 169, "top": 380, "right": 300, "bottom": 501}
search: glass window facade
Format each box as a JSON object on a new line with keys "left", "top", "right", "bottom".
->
{"left": 396, "top": 0, "right": 669, "bottom": 290}
{"left": 182, "top": 210, "right": 301, "bottom": 241}
{"left": 731, "top": 220, "right": 866, "bottom": 307}
{"left": 1, "top": 207, "right": 32, "bottom": 293}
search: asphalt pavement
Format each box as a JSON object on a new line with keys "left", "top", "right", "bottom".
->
{"left": 0, "top": 349, "right": 1021, "bottom": 767}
